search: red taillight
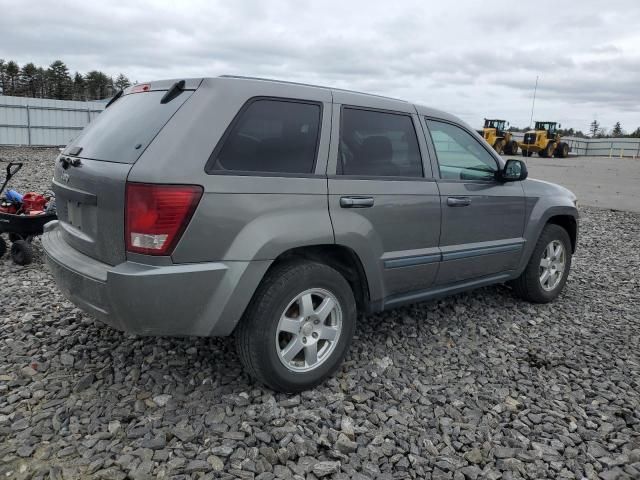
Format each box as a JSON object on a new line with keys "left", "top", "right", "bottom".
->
{"left": 125, "top": 183, "right": 202, "bottom": 256}
{"left": 130, "top": 83, "right": 151, "bottom": 93}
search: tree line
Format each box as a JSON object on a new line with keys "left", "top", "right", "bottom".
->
{"left": 0, "top": 59, "right": 132, "bottom": 101}
{"left": 2, "top": 59, "right": 640, "bottom": 137}
{"left": 588, "top": 120, "right": 640, "bottom": 138}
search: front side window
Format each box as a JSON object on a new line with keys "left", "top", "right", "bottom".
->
{"left": 209, "top": 99, "right": 321, "bottom": 174}
{"left": 338, "top": 108, "right": 423, "bottom": 177}
{"left": 426, "top": 120, "right": 498, "bottom": 181}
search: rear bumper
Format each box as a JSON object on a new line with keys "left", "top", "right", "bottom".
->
{"left": 42, "top": 221, "right": 270, "bottom": 336}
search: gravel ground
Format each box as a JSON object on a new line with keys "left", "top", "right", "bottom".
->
{"left": 1, "top": 147, "right": 639, "bottom": 480}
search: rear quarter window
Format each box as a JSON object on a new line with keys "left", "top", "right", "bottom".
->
{"left": 207, "top": 98, "right": 322, "bottom": 175}
{"left": 64, "top": 90, "right": 193, "bottom": 164}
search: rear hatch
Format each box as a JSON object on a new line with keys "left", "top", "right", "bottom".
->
{"left": 52, "top": 79, "right": 201, "bottom": 265}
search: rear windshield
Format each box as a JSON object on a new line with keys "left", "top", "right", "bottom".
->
{"left": 64, "top": 90, "right": 193, "bottom": 164}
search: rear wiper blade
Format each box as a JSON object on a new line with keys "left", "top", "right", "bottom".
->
{"left": 105, "top": 89, "right": 123, "bottom": 108}
{"left": 160, "top": 80, "right": 185, "bottom": 104}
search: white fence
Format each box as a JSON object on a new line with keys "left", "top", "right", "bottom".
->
{"left": 0, "top": 95, "right": 105, "bottom": 146}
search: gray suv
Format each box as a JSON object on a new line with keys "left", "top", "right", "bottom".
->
{"left": 43, "top": 76, "right": 578, "bottom": 392}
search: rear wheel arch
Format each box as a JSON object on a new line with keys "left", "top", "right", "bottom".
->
{"left": 258, "top": 244, "right": 371, "bottom": 313}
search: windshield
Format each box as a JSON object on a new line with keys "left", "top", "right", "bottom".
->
{"left": 535, "top": 122, "right": 556, "bottom": 131}
{"left": 63, "top": 90, "right": 193, "bottom": 164}
{"left": 484, "top": 120, "right": 505, "bottom": 130}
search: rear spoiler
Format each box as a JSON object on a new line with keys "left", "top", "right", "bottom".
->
{"left": 123, "top": 78, "right": 203, "bottom": 95}
{"left": 104, "top": 78, "right": 203, "bottom": 108}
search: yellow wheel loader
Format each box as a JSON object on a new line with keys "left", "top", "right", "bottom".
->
{"left": 518, "top": 121, "right": 570, "bottom": 158}
{"left": 477, "top": 119, "right": 519, "bottom": 155}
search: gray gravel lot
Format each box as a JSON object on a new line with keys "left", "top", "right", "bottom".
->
{"left": 1, "top": 147, "right": 639, "bottom": 480}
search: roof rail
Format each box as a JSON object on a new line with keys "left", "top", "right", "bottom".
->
{"left": 218, "top": 75, "right": 407, "bottom": 103}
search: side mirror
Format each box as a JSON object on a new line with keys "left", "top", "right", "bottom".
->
{"left": 499, "top": 159, "right": 528, "bottom": 182}
{"left": 558, "top": 123, "right": 562, "bottom": 128}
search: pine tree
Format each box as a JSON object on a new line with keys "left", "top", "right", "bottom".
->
{"left": 114, "top": 73, "right": 131, "bottom": 91}
{"left": 34, "top": 67, "right": 47, "bottom": 98}
{"left": 20, "top": 63, "right": 39, "bottom": 97}
{"left": 612, "top": 122, "right": 623, "bottom": 137}
{"left": 72, "top": 72, "right": 86, "bottom": 100}
{"left": 0, "top": 59, "right": 5, "bottom": 95}
{"left": 47, "top": 60, "right": 73, "bottom": 100}
{"left": 85, "top": 70, "right": 111, "bottom": 100}
{"left": 589, "top": 120, "right": 600, "bottom": 138}
{"left": 4, "top": 60, "right": 20, "bottom": 96}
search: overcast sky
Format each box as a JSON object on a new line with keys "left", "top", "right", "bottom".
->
{"left": 1, "top": 0, "right": 639, "bottom": 133}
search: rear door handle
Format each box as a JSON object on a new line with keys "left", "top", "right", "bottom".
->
{"left": 340, "top": 196, "right": 374, "bottom": 208}
{"left": 447, "top": 196, "right": 472, "bottom": 207}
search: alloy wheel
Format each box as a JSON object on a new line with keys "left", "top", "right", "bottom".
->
{"left": 539, "top": 240, "right": 566, "bottom": 291}
{"left": 275, "top": 288, "right": 342, "bottom": 372}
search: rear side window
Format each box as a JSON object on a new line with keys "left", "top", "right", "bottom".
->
{"left": 64, "top": 90, "right": 193, "bottom": 164}
{"left": 338, "top": 108, "right": 423, "bottom": 177}
{"left": 208, "top": 99, "right": 321, "bottom": 174}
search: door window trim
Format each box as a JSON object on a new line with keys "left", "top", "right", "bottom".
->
{"left": 204, "top": 96, "right": 324, "bottom": 177}
{"left": 336, "top": 105, "right": 427, "bottom": 180}
{"left": 422, "top": 116, "right": 502, "bottom": 183}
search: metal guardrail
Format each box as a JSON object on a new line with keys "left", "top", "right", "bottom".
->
{"left": 0, "top": 103, "right": 103, "bottom": 113}
{"left": 504, "top": 133, "right": 639, "bottom": 158}
{"left": 0, "top": 124, "right": 84, "bottom": 130}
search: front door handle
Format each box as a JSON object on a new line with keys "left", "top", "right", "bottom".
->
{"left": 340, "top": 196, "right": 374, "bottom": 208}
{"left": 447, "top": 196, "right": 472, "bottom": 207}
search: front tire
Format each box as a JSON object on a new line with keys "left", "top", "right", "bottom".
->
{"left": 512, "top": 224, "right": 572, "bottom": 303}
{"left": 0, "top": 236, "right": 7, "bottom": 258}
{"left": 235, "top": 260, "right": 356, "bottom": 392}
{"left": 542, "top": 142, "right": 555, "bottom": 158}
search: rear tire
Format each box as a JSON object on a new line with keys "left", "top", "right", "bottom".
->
{"left": 512, "top": 224, "right": 572, "bottom": 303}
{"left": 235, "top": 260, "right": 357, "bottom": 392}
{"left": 555, "top": 142, "right": 569, "bottom": 158}
{"left": 11, "top": 240, "right": 33, "bottom": 266}
{"left": 493, "top": 139, "right": 505, "bottom": 154}
{"left": 0, "top": 236, "right": 6, "bottom": 258}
